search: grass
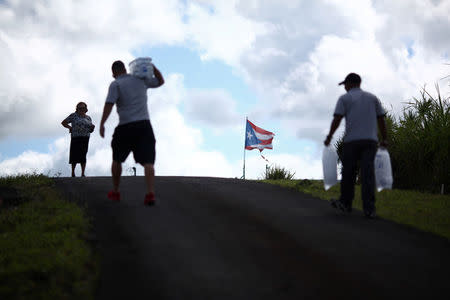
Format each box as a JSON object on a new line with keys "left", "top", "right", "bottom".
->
{"left": 0, "top": 174, "right": 97, "bottom": 299}
{"left": 263, "top": 179, "right": 450, "bottom": 240}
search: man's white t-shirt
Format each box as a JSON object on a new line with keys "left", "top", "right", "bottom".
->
{"left": 105, "top": 74, "right": 160, "bottom": 125}
{"left": 334, "top": 87, "right": 385, "bottom": 143}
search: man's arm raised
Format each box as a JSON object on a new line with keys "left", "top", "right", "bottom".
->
{"left": 153, "top": 65, "right": 165, "bottom": 87}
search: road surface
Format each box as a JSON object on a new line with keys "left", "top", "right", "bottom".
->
{"left": 54, "top": 176, "right": 450, "bottom": 299}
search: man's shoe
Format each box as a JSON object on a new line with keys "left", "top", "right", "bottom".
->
{"left": 364, "top": 211, "right": 376, "bottom": 219}
{"left": 107, "top": 191, "right": 120, "bottom": 202}
{"left": 144, "top": 193, "right": 155, "bottom": 206}
{"left": 331, "top": 199, "right": 351, "bottom": 213}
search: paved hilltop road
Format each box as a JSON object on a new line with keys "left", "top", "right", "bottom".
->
{"left": 54, "top": 176, "right": 449, "bottom": 300}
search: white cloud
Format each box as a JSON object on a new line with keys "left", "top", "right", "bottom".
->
{"left": 1, "top": 0, "right": 449, "bottom": 180}
{"left": 234, "top": 0, "right": 450, "bottom": 143}
{"left": 238, "top": 151, "right": 322, "bottom": 180}
{"left": 0, "top": 72, "right": 243, "bottom": 178}
{"left": 184, "top": 88, "right": 241, "bottom": 128}
{"left": 373, "top": 0, "right": 450, "bottom": 57}
{"left": 0, "top": 150, "right": 54, "bottom": 175}
{"left": 185, "top": 0, "right": 267, "bottom": 65}
{"left": 0, "top": 136, "right": 67, "bottom": 176}
{"left": 0, "top": 0, "right": 188, "bottom": 140}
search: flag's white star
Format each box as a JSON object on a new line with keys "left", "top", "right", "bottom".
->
{"left": 247, "top": 131, "right": 253, "bottom": 139}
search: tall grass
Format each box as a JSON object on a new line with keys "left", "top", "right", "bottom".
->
{"left": 389, "top": 85, "right": 449, "bottom": 193}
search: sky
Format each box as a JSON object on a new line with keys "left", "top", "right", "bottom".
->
{"left": 0, "top": 0, "right": 449, "bottom": 179}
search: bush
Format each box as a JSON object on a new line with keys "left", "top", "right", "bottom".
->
{"left": 389, "top": 85, "right": 449, "bottom": 193}
{"left": 263, "top": 165, "right": 296, "bottom": 180}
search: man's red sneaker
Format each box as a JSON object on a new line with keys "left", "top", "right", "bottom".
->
{"left": 107, "top": 190, "right": 120, "bottom": 202}
{"left": 144, "top": 193, "right": 155, "bottom": 206}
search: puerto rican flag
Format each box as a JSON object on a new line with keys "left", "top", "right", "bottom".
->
{"left": 245, "top": 119, "right": 275, "bottom": 152}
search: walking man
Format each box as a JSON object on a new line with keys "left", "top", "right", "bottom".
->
{"left": 99, "top": 60, "right": 164, "bottom": 205}
{"left": 324, "top": 73, "right": 388, "bottom": 218}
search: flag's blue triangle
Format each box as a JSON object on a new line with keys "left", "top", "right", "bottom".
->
{"left": 245, "top": 120, "right": 260, "bottom": 147}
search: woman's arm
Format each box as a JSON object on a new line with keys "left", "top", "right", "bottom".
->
{"left": 86, "top": 116, "right": 95, "bottom": 132}
{"left": 61, "top": 119, "right": 72, "bottom": 133}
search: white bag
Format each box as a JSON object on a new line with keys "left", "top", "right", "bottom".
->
{"left": 374, "top": 148, "right": 393, "bottom": 192}
{"left": 322, "top": 145, "right": 338, "bottom": 190}
{"left": 129, "top": 57, "right": 154, "bottom": 79}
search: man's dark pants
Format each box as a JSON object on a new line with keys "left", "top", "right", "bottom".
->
{"left": 339, "top": 140, "right": 378, "bottom": 214}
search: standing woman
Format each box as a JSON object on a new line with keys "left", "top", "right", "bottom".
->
{"left": 61, "top": 102, "right": 95, "bottom": 177}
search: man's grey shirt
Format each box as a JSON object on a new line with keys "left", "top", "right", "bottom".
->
{"left": 334, "top": 87, "right": 385, "bottom": 143}
{"left": 105, "top": 74, "right": 160, "bottom": 125}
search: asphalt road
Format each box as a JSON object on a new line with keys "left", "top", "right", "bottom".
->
{"left": 54, "top": 176, "right": 450, "bottom": 300}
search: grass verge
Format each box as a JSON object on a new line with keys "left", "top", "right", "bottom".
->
{"left": 263, "top": 179, "right": 450, "bottom": 240}
{"left": 0, "top": 174, "right": 97, "bottom": 299}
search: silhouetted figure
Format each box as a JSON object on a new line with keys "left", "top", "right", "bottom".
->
{"left": 324, "top": 73, "right": 388, "bottom": 218}
{"left": 99, "top": 60, "right": 164, "bottom": 205}
{"left": 61, "top": 101, "right": 95, "bottom": 177}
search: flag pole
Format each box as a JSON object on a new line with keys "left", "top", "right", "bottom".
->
{"left": 242, "top": 116, "right": 247, "bottom": 179}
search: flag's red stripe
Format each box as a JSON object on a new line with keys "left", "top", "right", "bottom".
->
{"left": 247, "top": 120, "right": 274, "bottom": 135}
{"left": 258, "top": 138, "right": 273, "bottom": 145}
{"left": 246, "top": 144, "right": 273, "bottom": 150}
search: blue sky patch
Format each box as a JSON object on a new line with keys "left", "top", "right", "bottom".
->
{"left": 0, "top": 137, "right": 56, "bottom": 159}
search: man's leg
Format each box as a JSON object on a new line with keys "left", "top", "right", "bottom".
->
{"left": 360, "top": 142, "right": 377, "bottom": 216}
{"left": 71, "top": 163, "right": 76, "bottom": 177}
{"left": 132, "top": 120, "right": 156, "bottom": 204}
{"left": 339, "top": 142, "right": 358, "bottom": 209}
{"left": 81, "top": 163, "right": 86, "bottom": 177}
{"left": 111, "top": 160, "right": 122, "bottom": 192}
{"left": 143, "top": 163, "right": 155, "bottom": 195}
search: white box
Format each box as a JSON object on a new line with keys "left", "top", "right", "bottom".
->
{"left": 129, "top": 57, "right": 154, "bottom": 79}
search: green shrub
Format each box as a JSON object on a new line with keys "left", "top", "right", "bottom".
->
{"left": 263, "top": 165, "right": 296, "bottom": 180}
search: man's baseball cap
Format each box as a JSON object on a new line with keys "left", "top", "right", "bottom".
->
{"left": 338, "top": 73, "right": 361, "bottom": 85}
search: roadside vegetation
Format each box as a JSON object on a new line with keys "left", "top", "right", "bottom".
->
{"left": 264, "top": 179, "right": 450, "bottom": 239}
{"left": 388, "top": 85, "right": 449, "bottom": 193}
{"left": 263, "top": 165, "right": 296, "bottom": 180}
{"left": 0, "top": 174, "right": 97, "bottom": 299}
{"left": 264, "top": 84, "right": 450, "bottom": 239}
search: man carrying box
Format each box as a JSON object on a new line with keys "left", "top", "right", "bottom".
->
{"left": 99, "top": 60, "right": 164, "bottom": 205}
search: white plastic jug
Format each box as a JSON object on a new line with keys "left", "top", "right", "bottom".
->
{"left": 129, "top": 57, "right": 154, "bottom": 79}
{"left": 374, "top": 148, "right": 393, "bottom": 192}
{"left": 322, "top": 145, "right": 338, "bottom": 190}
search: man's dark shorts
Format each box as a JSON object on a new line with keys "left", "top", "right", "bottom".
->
{"left": 111, "top": 120, "right": 156, "bottom": 165}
